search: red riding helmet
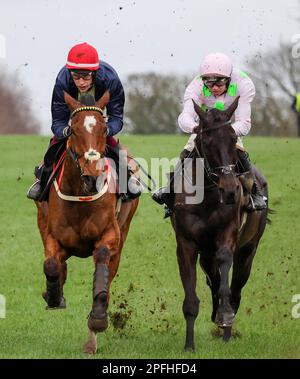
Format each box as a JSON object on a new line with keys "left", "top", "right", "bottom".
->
{"left": 66, "top": 42, "right": 99, "bottom": 71}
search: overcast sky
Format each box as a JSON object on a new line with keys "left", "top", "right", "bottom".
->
{"left": 0, "top": 0, "right": 299, "bottom": 134}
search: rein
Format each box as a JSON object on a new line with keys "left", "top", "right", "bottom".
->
{"left": 53, "top": 157, "right": 111, "bottom": 202}
{"left": 200, "top": 120, "right": 231, "bottom": 133}
{"left": 194, "top": 120, "right": 237, "bottom": 185}
{"left": 66, "top": 147, "right": 87, "bottom": 176}
{"left": 126, "top": 154, "right": 157, "bottom": 192}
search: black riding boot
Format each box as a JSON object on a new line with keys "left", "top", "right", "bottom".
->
{"left": 108, "top": 143, "right": 142, "bottom": 201}
{"left": 152, "top": 149, "right": 190, "bottom": 218}
{"left": 26, "top": 164, "right": 52, "bottom": 201}
{"left": 152, "top": 171, "right": 175, "bottom": 218}
{"left": 27, "top": 164, "right": 45, "bottom": 201}
{"left": 27, "top": 136, "right": 67, "bottom": 201}
{"left": 237, "top": 150, "right": 267, "bottom": 212}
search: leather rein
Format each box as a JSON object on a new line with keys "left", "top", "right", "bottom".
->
{"left": 194, "top": 120, "right": 238, "bottom": 187}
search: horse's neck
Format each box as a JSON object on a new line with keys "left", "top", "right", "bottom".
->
{"left": 189, "top": 154, "right": 218, "bottom": 191}
{"left": 60, "top": 156, "right": 82, "bottom": 194}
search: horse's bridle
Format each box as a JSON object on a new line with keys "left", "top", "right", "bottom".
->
{"left": 70, "top": 105, "right": 104, "bottom": 118}
{"left": 67, "top": 106, "right": 106, "bottom": 177}
{"left": 194, "top": 120, "right": 238, "bottom": 186}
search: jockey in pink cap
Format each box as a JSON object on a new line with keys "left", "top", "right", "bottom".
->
{"left": 152, "top": 52, "right": 267, "bottom": 217}
{"left": 200, "top": 52, "right": 233, "bottom": 77}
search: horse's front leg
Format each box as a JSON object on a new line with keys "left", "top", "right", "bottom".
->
{"left": 43, "top": 234, "right": 68, "bottom": 309}
{"left": 199, "top": 254, "right": 220, "bottom": 323}
{"left": 84, "top": 223, "right": 120, "bottom": 354}
{"left": 214, "top": 244, "right": 235, "bottom": 340}
{"left": 176, "top": 237, "right": 199, "bottom": 351}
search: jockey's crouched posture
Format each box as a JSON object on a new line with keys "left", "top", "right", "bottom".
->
{"left": 152, "top": 52, "right": 267, "bottom": 218}
{"left": 27, "top": 42, "right": 141, "bottom": 202}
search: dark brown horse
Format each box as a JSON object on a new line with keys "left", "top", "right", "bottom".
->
{"left": 171, "top": 97, "right": 269, "bottom": 350}
{"left": 35, "top": 91, "right": 139, "bottom": 354}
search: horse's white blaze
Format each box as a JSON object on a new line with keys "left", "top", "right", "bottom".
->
{"left": 84, "top": 148, "right": 101, "bottom": 161}
{"left": 84, "top": 115, "right": 96, "bottom": 134}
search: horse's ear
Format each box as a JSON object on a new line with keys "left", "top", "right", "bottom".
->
{"left": 225, "top": 96, "right": 240, "bottom": 120}
{"left": 64, "top": 91, "right": 80, "bottom": 111}
{"left": 193, "top": 100, "right": 207, "bottom": 125}
{"left": 96, "top": 90, "right": 110, "bottom": 110}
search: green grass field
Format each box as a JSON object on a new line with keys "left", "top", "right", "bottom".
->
{"left": 0, "top": 135, "right": 299, "bottom": 359}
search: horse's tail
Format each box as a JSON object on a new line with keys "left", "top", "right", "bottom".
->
{"left": 266, "top": 207, "right": 276, "bottom": 225}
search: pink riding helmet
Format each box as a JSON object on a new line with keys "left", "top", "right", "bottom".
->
{"left": 200, "top": 52, "right": 233, "bottom": 78}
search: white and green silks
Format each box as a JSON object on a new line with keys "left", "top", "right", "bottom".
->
{"left": 178, "top": 68, "right": 256, "bottom": 150}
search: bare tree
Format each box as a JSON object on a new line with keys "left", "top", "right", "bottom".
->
{"left": 246, "top": 42, "right": 300, "bottom": 136}
{"left": 124, "top": 72, "right": 190, "bottom": 134}
{"left": 0, "top": 66, "right": 40, "bottom": 134}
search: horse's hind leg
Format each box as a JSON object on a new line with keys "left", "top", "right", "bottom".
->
{"left": 176, "top": 238, "right": 200, "bottom": 351}
{"left": 36, "top": 201, "right": 48, "bottom": 247}
{"left": 230, "top": 242, "right": 257, "bottom": 315}
{"left": 43, "top": 235, "right": 68, "bottom": 309}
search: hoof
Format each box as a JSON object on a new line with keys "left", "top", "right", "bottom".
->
{"left": 43, "top": 292, "right": 66, "bottom": 310}
{"left": 88, "top": 312, "right": 108, "bottom": 332}
{"left": 184, "top": 345, "right": 195, "bottom": 352}
{"left": 215, "top": 311, "right": 235, "bottom": 327}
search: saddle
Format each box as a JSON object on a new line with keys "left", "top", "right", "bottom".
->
{"left": 34, "top": 138, "right": 67, "bottom": 202}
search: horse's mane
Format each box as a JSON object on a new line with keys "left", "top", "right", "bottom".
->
{"left": 79, "top": 93, "right": 96, "bottom": 106}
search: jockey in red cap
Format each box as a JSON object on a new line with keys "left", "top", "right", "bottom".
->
{"left": 27, "top": 42, "right": 141, "bottom": 202}
{"left": 66, "top": 42, "right": 100, "bottom": 71}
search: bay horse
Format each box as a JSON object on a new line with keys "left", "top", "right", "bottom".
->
{"left": 35, "top": 91, "right": 139, "bottom": 354}
{"left": 171, "top": 97, "right": 269, "bottom": 350}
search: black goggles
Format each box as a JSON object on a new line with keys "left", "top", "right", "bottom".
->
{"left": 70, "top": 70, "right": 93, "bottom": 80}
{"left": 202, "top": 76, "right": 229, "bottom": 88}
